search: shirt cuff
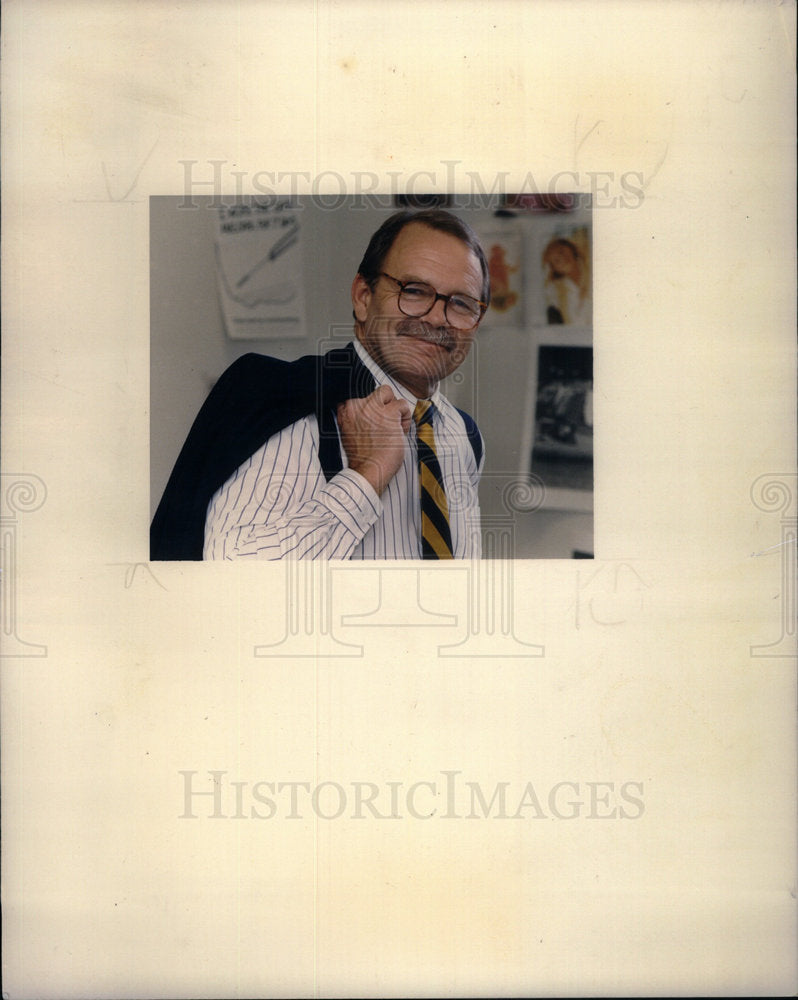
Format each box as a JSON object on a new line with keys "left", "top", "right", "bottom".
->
{"left": 319, "top": 467, "right": 383, "bottom": 535}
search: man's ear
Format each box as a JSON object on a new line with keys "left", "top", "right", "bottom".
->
{"left": 351, "top": 273, "right": 372, "bottom": 324}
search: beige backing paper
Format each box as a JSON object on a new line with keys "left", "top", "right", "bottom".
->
{"left": 2, "top": 1, "right": 796, "bottom": 996}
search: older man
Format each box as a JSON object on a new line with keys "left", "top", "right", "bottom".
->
{"left": 150, "top": 209, "right": 490, "bottom": 560}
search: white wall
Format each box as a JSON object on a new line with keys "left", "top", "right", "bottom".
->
{"left": 150, "top": 196, "right": 593, "bottom": 557}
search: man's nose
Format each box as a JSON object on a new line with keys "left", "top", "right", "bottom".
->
{"left": 427, "top": 293, "right": 449, "bottom": 327}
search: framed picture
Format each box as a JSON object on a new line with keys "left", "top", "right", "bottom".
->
{"left": 520, "top": 331, "right": 593, "bottom": 512}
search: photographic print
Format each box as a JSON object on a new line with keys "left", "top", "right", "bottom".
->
{"left": 150, "top": 194, "right": 595, "bottom": 560}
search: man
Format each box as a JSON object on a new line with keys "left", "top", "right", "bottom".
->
{"left": 150, "top": 209, "right": 490, "bottom": 560}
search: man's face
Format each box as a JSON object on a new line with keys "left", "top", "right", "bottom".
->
{"left": 352, "top": 223, "right": 485, "bottom": 399}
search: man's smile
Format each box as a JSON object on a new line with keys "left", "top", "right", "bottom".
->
{"left": 396, "top": 319, "right": 457, "bottom": 352}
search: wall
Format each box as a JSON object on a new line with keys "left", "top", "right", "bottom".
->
{"left": 150, "top": 197, "right": 594, "bottom": 557}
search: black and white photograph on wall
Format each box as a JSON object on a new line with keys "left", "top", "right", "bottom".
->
{"left": 521, "top": 328, "right": 595, "bottom": 520}
{"left": 533, "top": 342, "right": 593, "bottom": 486}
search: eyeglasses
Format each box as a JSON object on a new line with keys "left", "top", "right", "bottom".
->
{"left": 379, "top": 272, "right": 487, "bottom": 331}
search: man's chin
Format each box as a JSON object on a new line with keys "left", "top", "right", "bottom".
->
{"left": 398, "top": 358, "right": 452, "bottom": 396}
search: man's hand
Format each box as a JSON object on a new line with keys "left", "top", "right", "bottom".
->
{"left": 337, "top": 386, "right": 413, "bottom": 496}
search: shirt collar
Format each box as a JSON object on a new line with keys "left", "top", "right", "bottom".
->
{"left": 352, "top": 339, "right": 443, "bottom": 409}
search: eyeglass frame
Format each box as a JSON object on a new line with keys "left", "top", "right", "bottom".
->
{"left": 378, "top": 271, "right": 488, "bottom": 330}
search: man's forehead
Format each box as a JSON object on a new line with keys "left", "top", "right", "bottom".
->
{"left": 385, "top": 223, "right": 482, "bottom": 288}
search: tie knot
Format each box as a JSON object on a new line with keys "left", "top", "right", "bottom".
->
{"left": 413, "top": 400, "right": 434, "bottom": 427}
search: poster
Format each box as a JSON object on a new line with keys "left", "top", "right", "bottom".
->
{"left": 535, "top": 218, "right": 592, "bottom": 328}
{"left": 2, "top": 2, "right": 796, "bottom": 997}
{"left": 480, "top": 228, "right": 524, "bottom": 327}
{"left": 215, "top": 199, "right": 307, "bottom": 339}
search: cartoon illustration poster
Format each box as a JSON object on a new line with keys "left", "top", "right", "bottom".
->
{"left": 480, "top": 229, "right": 524, "bottom": 327}
{"left": 536, "top": 220, "right": 592, "bottom": 327}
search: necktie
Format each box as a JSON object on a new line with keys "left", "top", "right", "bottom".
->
{"left": 413, "top": 400, "right": 454, "bottom": 559}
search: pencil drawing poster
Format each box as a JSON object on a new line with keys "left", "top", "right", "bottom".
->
{"left": 215, "top": 199, "right": 307, "bottom": 339}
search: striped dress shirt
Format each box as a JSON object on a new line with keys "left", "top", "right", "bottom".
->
{"left": 203, "top": 341, "right": 483, "bottom": 559}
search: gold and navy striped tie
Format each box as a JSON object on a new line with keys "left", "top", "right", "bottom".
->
{"left": 413, "top": 400, "right": 454, "bottom": 559}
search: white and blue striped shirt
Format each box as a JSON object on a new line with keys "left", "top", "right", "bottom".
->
{"left": 203, "top": 341, "right": 483, "bottom": 559}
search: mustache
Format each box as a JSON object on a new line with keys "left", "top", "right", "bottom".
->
{"left": 396, "top": 319, "right": 457, "bottom": 351}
